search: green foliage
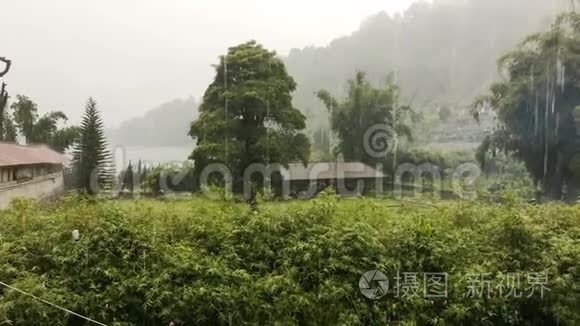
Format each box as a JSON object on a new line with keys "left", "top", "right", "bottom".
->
{"left": 395, "top": 148, "right": 476, "bottom": 171}
{"left": 72, "top": 98, "right": 115, "bottom": 194}
{"left": 317, "top": 71, "right": 413, "bottom": 164}
{"left": 121, "top": 160, "right": 149, "bottom": 195}
{"left": 0, "top": 108, "right": 16, "bottom": 142}
{"left": 120, "top": 161, "right": 136, "bottom": 194}
{"left": 3, "top": 95, "right": 79, "bottom": 151}
{"left": 286, "top": 0, "right": 564, "bottom": 133}
{"left": 473, "top": 12, "right": 580, "bottom": 200}
{"left": 140, "top": 162, "right": 195, "bottom": 195}
{"left": 12, "top": 95, "right": 38, "bottom": 138}
{"left": 0, "top": 197, "right": 578, "bottom": 325}
{"left": 190, "top": 41, "right": 310, "bottom": 194}
{"left": 200, "top": 184, "right": 235, "bottom": 202}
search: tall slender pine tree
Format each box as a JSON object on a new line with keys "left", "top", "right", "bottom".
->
{"left": 73, "top": 98, "right": 115, "bottom": 194}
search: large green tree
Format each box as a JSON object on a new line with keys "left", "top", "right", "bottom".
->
{"left": 73, "top": 98, "right": 115, "bottom": 194}
{"left": 474, "top": 12, "right": 580, "bottom": 201}
{"left": 189, "top": 41, "right": 310, "bottom": 194}
{"left": 317, "top": 71, "right": 412, "bottom": 165}
{"left": 6, "top": 95, "right": 79, "bottom": 152}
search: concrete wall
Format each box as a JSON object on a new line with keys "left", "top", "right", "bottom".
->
{"left": 0, "top": 171, "right": 64, "bottom": 209}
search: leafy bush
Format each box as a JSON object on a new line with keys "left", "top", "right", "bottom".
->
{"left": 395, "top": 148, "right": 476, "bottom": 170}
{"left": 141, "top": 162, "right": 195, "bottom": 195}
{"left": 0, "top": 196, "right": 578, "bottom": 325}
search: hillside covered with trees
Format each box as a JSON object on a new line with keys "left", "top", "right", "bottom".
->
{"left": 286, "top": 0, "right": 567, "bottom": 130}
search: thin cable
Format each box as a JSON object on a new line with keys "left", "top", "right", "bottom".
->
{"left": 0, "top": 281, "right": 109, "bottom": 326}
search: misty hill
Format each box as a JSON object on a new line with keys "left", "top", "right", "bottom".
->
{"left": 286, "top": 0, "right": 567, "bottom": 129}
{"left": 108, "top": 97, "right": 197, "bottom": 147}
{"left": 109, "top": 0, "right": 568, "bottom": 148}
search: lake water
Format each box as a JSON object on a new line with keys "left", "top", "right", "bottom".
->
{"left": 112, "top": 146, "right": 192, "bottom": 170}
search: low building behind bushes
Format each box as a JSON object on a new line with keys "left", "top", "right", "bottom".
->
{"left": 0, "top": 142, "right": 66, "bottom": 209}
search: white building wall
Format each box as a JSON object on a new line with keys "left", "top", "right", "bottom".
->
{"left": 0, "top": 172, "right": 65, "bottom": 209}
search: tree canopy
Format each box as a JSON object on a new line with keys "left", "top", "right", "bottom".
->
{"left": 474, "top": 12, "right": 580, "bottom": 200}
{"left": 0, "top": 109, "right": 16, "bottom": 142}
{"left": 317, "top": 72, "right": 413, "bottom": 165}
{"left": 3, "top": 95, "right": 79, "bottom": 152}
{"left": 189, "top": 41, "right": 310, "bottom": 192}
{"left": 73, "top": 98, "right": 115, "bottom": 194}
{"left": 286, "top": 0, "right": 565, "bottom": 132}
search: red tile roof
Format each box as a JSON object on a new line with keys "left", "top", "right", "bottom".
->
{"left": 0, "top": 142, "right": 66, "bottom": 167}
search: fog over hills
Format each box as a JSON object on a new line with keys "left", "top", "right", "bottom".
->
{"left": 3, "top": 0, "right": 420, "bottom": 128}
{"left": 286, "top": 0, "right": 567, "bottom": 129}
{"left": 108, "top": 0, "right": 569, "bottom": 148}
{"left": 107, "top": 97, "right": 197, "bottom": 148}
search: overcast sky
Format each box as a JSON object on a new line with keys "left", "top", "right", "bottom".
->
{"left": 2, "top": 0, "right": 427, "bottom": 127}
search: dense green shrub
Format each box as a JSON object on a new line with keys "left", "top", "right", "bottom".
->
{"left": 0, "top": 195, "right": 578, "bottom": 325}
{"left": 386, "top": 148, "right": 476, "bottom": 173}
{"left": 141, "top": 162, "right": 196, "bottom": 195}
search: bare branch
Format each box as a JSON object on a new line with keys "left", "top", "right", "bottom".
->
{"left": 0, "top": 57, "right": 12, "bottom": 78}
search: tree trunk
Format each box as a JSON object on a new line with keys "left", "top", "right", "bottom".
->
{"left": 0, "top": 58, "right": 11, "bottom": 78}
{"left": 0, "top": 83, "right": 7, "bottom": 136}
{"left": 544, "top": 174, "right": 563, "bottom": 201}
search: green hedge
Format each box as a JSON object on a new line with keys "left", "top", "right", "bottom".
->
{"left": 387, "top": 148, "right": 477, "bottom": 172}
{"left": 0, "top": 195, "right": 578, "bottom": 325}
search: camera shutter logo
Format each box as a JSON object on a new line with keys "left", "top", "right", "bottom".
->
{"left": 359, "top": 270, "right": 389, "bottom": 299}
